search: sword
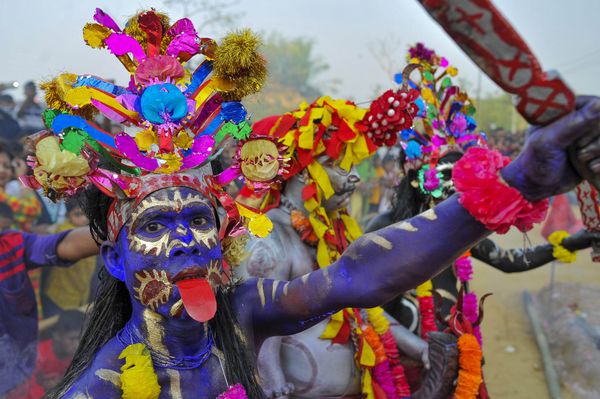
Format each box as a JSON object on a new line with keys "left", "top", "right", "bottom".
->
{"left": 418, "top": 0, "right": 600, "bottom": 261}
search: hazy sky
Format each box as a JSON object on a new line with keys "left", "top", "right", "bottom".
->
{"left": 1, "top": 0, "right": 599, "bottom": 102}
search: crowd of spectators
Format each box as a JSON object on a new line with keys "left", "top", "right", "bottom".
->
{"left": 486, "top": 128, "right": 526, "bottom": 158}
{"left": 0, "top": 81, "right": 97, "bottom": 398}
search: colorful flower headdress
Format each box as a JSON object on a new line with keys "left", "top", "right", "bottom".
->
{"left": 397, "top": 43, "right": 488, "bottom": 197}
{"left": 244, "top": 85, "right": 420, "bottom": 212}
{"left": 21, "top": 8, "right": 279, "bottom": 239}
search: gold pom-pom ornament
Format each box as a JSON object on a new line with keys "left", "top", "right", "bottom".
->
{"left": 213, "top": 29, "right": 267, "bottom": 101}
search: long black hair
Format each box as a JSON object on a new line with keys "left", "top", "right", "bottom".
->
{"left": 45, "top": 180, "right": 266, "bottom": 398}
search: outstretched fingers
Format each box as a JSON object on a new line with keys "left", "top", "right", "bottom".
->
{"left": 575, "top": 136, "right": 600, "bottom": 174}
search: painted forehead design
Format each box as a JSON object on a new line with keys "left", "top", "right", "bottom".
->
{"left": 130, "top": 189, "right": 211, "bottom": 222}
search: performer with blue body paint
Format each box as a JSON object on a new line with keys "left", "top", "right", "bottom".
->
{"left": 18, "top": 8, "right": 600, "bottom": 399}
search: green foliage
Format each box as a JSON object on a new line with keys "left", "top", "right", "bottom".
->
{"left": 245, "top": 32, "right": 333, "bottom": 120}
{"left": 475, "top": 92, "right": 528, "bottom": 132}
{"left": 261, "top": 32, "right": 330, "bottom": 99}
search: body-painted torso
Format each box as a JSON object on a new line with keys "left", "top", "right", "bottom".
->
{"left": 61, "top": 290, "right": 262, "bottom": 399}
{"left": 62, "top": 336, "right": 229, "bottom": 399}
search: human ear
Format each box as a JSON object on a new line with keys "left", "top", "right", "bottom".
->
{"left": 101, "top": 241, "right": 125, "bottom": 282}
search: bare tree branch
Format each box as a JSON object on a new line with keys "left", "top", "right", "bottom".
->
{"left": 369, "top": 36, "right": 405, "bottom": 82}
{"left": 162, "top": 0, "right": 244, "bottom": 30}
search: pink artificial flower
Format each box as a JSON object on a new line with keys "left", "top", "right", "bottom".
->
{"left": 217, "top": 384, "right": 248, "bottom": 399}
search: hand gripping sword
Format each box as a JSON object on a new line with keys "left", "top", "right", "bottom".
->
{"left": 418, "top": 0, "right": 600, "bottom": 260}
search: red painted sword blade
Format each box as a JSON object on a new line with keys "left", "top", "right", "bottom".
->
{"left": 418, "top": 0, "right": 575, "bottom": 125}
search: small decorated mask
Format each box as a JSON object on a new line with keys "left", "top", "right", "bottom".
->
{"left": 239, "top": 139, "right": 280, "bottom": 182}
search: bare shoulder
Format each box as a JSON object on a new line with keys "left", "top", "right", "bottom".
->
{"left": 61, "top": 339, "right": 124, "bottom": 398}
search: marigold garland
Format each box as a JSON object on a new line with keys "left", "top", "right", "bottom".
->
{"left": 548, "top": 230, "right": 576, "bottom": 263}
{"left": 455, "top": 333, "right": 483, "bottom": 399}
{"left": 367, "top": 307, "right": 412, "bottom": 398}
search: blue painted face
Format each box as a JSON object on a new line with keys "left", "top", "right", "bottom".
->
{"left": 102, "top": 187, "right": 223, "bottom": 319}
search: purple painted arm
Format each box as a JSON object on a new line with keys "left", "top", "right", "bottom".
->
{"left": 248, "top": 195, "right": 487, "bottom": 337}
{"left": 22, "top": 230, "right": 72, "bottom": 270}
{"left": 244, "top": 96, "right": 600, "bottom": 338}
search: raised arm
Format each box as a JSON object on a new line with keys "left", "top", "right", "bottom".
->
{"left": 471, "top": 238, "right": 554, "bottom": 273}
{"left": 56, "top": 227, "right": 99, "bottom": 262}
{"left": 249, "top": 195, "right": 487, "bottom": 338}
{"left": 244, "top": 96, "right": 600, "bottom": 339}
{"left": 23, "top": 227, "right": 98, "bottom": 269}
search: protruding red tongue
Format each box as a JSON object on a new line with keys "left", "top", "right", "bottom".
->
{"left": 176, "top": 278, "right": 217, "bottom": 322}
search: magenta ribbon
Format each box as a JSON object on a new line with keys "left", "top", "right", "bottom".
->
{"left": 105, "top": 33, "right": 147, "bottom": 63}
{"left": 114, "top": 133, "right": 160, "bottom": 171}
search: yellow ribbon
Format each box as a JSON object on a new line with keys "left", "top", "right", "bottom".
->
{"left": 65, "top": 86, "right": 139, "bottom": 120}
{"left": 340, "top": 214, "right": 362, "bottom": 242}
{"left": 307, "top": 162, "right": 335, "bottom": 199}
{"left": 362, "top": 368, "right": 375, "bottom": 399}
{"left": 320, "top": 310, "right": 346, "bottom": 339}
{"left": 236, "top": 203, "right": 273, "bottom": 238}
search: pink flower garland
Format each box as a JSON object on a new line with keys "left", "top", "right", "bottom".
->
{"left": 373, "top": 361, "right": 398, "bottom": 399}
{"left": 455, "top": 256, "right": 473, "bottom": 282}
{"left": 380, "top": 330, "right": 412, "bottom": 398}
{"left": 463, "top": 292, "right": 482, "bottom": 344}
{"left": 452, "top": 147, "right": 548, "bottom": 234}
{"left": 455, "top": 254, "right": 482, "bottom": 345}
{"left": 217, "top": 384, "right": 248, "bottom": 399}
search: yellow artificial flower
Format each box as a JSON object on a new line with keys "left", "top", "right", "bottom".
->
{"left": 119, "top": 343, "right": 160, "bottom": 399}
{"left": 36, "top": 136, "right": 90, "bottom": 177}
{"left": 135, "top": 129, "right": 158, "bottom": 151}
{"left": 173, "top": 130, "right": 194, "bottom": 150}
{"left": 156, "top": 153, "right": 183, "bottom": 174}
{"left": 421, "top": 87, "right": 436, "bottom": 104}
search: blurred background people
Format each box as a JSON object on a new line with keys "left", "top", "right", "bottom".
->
{"left": 6, "top": 310, "right": 85, "bottom": 399}
{"left": 41, "top": 201, "right": 96, "bottom": 318}
{"left": 16, "top": 81, "right": 44, "bottom": 136}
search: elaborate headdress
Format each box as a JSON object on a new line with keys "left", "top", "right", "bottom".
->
{"left": 22, "top": 8, "right": 282, "bottom": 241}
{"left": 395, "top": 43, "right": 487, "bottom": 198}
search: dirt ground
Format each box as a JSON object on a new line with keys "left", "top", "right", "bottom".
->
{"left": 472, "top": 221, "right": 600, "bottom": 399}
